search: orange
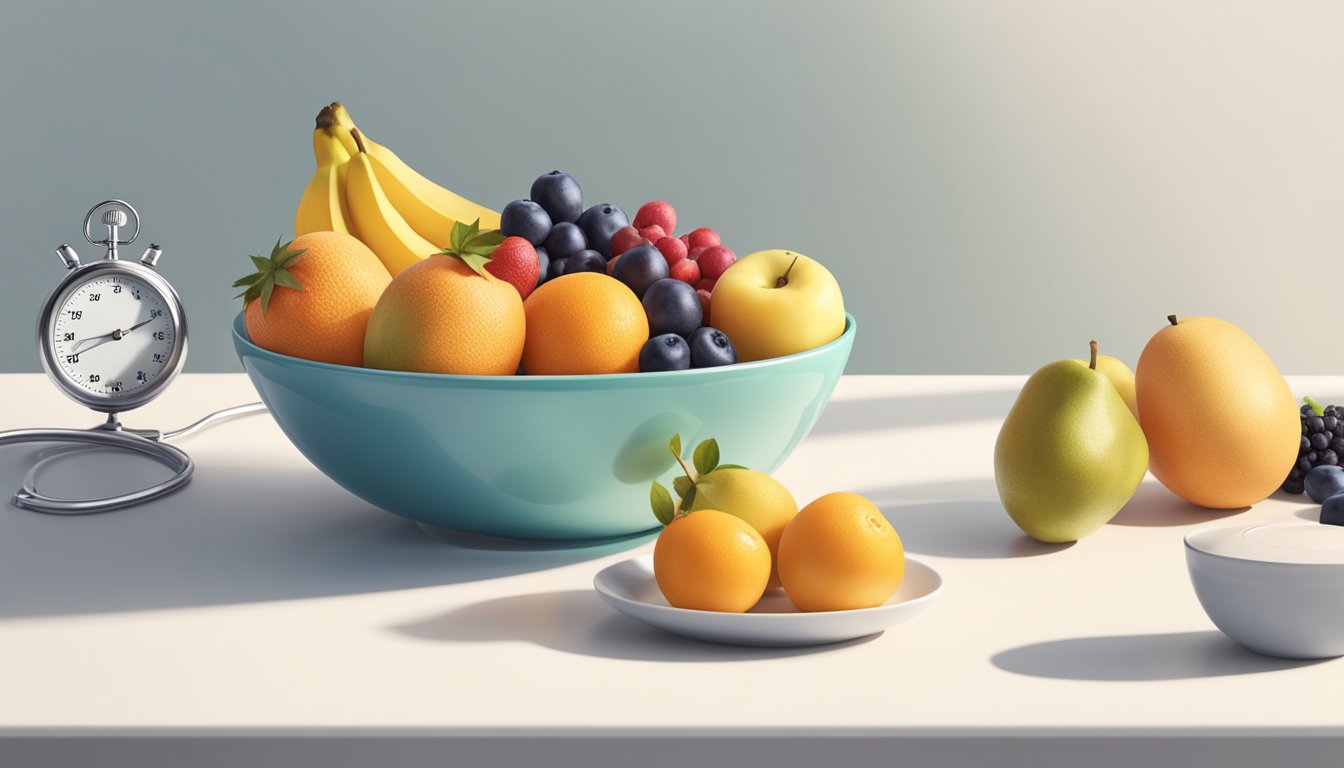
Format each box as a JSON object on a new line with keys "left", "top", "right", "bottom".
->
{"left": 1136, "top": 315, "right": 1299, "bottom": 509}
{"left": 364, "top": 254, "right": 525, "bottom": 375}
{"left": 653, "top": 509, "right": 771, "bottom": 612}
{"left": 777, "top": 492, "right": 904, "bottom": 612}
{"left": 243, "top": 231, "right": 391, "bottom": 367}
{"left": 521, "top": 273, "right": 648, "bottom": 375}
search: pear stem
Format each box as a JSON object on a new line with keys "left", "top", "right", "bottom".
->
{"left": 775, "top": 255, "right": 799, "bottom": 288}
{"left": 351, "top": 127, "right": 367, "bottom": 154}
{"left": 1168, "top": 314, "right": 1178, "bottom": 326}
{"left": 1089, "top": 340, "right": 1098, "bottom": 370}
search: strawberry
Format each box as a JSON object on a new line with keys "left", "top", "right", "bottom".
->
{"left": 485, "top": 236, "right": 540, "bottom": 300}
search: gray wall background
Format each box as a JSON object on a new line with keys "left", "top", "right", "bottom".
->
{"left": 1, "top": 0, "right": 1339, "bottom": 374}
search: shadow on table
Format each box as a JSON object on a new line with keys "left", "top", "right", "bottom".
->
{"left": 808, "top": 387, "right": 1020, "bottom": 437}
{"left": 991, "top": 631, "right": 1330, "bottom": 681}
{"left": 0, "top": 446, "right": 647, "bottom": 620}
{"left": 391, "top": 589, "right": 877, "bottom": 662}
{"left": 1108, "top": 481, "right": 1248, "bottom": 527}
{"left": 859, "top": 479, "right": 1072, "bottom": 559}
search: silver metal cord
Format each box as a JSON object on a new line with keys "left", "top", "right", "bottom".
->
{"left": 1, "top": 401, "right": 268, "bottom": 514}
{"left": 161, "top": 401, "right": 267, "bottom": 441}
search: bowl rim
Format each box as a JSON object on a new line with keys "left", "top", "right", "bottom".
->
{"left": 232, "top": 310, "right": 856, "bottom": 383}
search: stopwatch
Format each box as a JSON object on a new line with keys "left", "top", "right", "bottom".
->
{"left": 37, "top": 199, "right": 187, "bottom": 412}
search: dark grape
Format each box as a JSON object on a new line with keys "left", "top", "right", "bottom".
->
{"left": 1280, "top": 398, "right": 1344, "bottom": 494}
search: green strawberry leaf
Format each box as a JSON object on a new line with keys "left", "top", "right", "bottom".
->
{"left": 669, "top": 434, "right": 682, "bottom": 458}
{"left": 231, "top": 236, "right": 306, "bottom": 315}
{"left": 441, "top": 218, "right": 502, "bottom": 277}
{"left": 272, "top": 268, "right": 303, "bottom": 290}
{"left": 650, "top": 481, "right": 675, "bottom": 526}
{"left": 693, "top": 438, "right": 720, "bottom": 476}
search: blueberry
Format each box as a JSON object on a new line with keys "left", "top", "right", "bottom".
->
{"left": 564, "top": 249, "right": 606, "bottom": 275}
{"left": 1282, "top": 478, "right": 1306, "bottom": 495}
{"left": 543, "top": 222, "right": 587, "bottom": 260}
{"left": 1305, "top": 465, "right": 1344, "bottom": 503}
{"left": 1307, "top": 415, "right": 1325, "bottom": 433}
{"left": 576, "top": 203, "right": 629, "bottom": 259}
{"left": 639, "top": 333, "right": 691, "bottom": 372}
{"left": 688, "top": 326, "right": 737, "bottom": 368}
{"left": 547, "top": 255, "right": 569, "bottom": 281}
{"left": 1327, "top": 417, "right": 1340, "bottom": 432}
{"left": 1323, "top": 450, "right": 1341, "bottom": 467}
{"left": 534, "top": 247, "right": 550, "bottom": 286}
{"left": 1312, "top": 432, "right": 1331, "bottom": 451}
{"left": 1299, "top": 456, "right": 1314, "bottom": 473}
{"left": 1322, "top": 493, "right": 1344, "bottom": 527}
{"left": 500, "top": 199, "right": 552, "bottom": 246}
{"left": 530, "top": 171, "right": 584, "bottom": 224}
{"left": 1302, "top": 435, "right": 1312, "bottom": 452}
{"left": 611, "top": 244, "right": 669, "bottom": 298}
{"left": 1302, "top": 403, "right": 1316, "bottom": 415}
{"left": 641, "top": 278, "right": 702, "bottom": 338}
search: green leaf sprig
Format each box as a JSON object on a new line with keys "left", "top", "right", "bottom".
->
{"left": 1305, "top": 396, "right": 1326, "bottom": 417}
{"left": 439, "top": 218, "right": 505, "bottom": 276}
{"left": 231, "top": 236, "right": 306, "bottom": 314}
{"left": 649, "top": 433, "right": 747, "bottom": 526}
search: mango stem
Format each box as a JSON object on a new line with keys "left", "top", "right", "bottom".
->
{"left": 1168, "top": 314, "right": 1178, "bottom": 326}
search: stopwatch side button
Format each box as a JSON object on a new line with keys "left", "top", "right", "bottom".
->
{"left": 55, "top": 244, "right": 80, "bottom": 270}
{"left": 140, "top": 244, "right": 162, "bottom": 267}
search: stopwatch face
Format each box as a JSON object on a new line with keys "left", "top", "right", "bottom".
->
{"left": 39, "top": 263, "right": 186, "bottom": 412}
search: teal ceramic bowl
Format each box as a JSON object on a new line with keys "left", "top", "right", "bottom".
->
{"left": 232, "top": 312, "right": 855, "bottom": 542}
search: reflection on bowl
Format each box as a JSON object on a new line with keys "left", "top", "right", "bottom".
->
{"left": 232, "top": 312, "right": 854, "bottom": 542}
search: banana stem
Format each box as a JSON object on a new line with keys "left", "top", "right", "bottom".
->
{"left": 1089, "top": 340, "right": 1098, "bottom": 370}
{"left": 315, "top": 106, "right": 336, "bottom": 130}
{"left": 1168, "top": 314, "right": 1178, "bottom": 326}
{"left": 351, "top": 127, "right": 367, "bottom": 154}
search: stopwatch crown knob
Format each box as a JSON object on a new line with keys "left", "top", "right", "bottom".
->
{"left": 102, "top": 210, "right": 128, "bottom": 228}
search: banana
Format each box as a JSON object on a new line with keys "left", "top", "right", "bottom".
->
{"left": 344, "top": 128, "right": 441, "bottom": 276}
{"left": 328, "top": 102, "right": 501, "bottom": 244}
{"left": 294, "top": 113, "right": 354, "bottom": 238}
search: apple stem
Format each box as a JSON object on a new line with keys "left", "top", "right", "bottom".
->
{"left": 775, "top": 254, "right": 799, "bottom": 289}
{"left": 351, "top": 127, "right": 367, "bottom": 154}
{"left": 1168, "top": 314, "right": 1178, "bottom": 326}
{"left": 1089, "top": 340, "right": 1098, "bottom": 370}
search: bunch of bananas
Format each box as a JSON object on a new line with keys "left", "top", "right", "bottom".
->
{"left": 295, "top": 103, "right": 501, "bottom": 276}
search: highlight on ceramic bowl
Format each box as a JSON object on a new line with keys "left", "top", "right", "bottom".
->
{"left": 1185, "top": 522, "right": 1344, "bottom": 659}
{"left": 232, "top": 313, "right": 855, "bottom": 542}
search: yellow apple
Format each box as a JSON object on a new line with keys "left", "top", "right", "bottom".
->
{"left": 710, "top": 250, "right": 845, "bottom": 362}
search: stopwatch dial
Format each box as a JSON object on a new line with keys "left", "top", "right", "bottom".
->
{"left": 49, "top": 273, "right": 177, "bottom": 398}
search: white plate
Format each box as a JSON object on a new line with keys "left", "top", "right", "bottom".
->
{"left": 593, "top": 554, "right": 943, "bottom": 647}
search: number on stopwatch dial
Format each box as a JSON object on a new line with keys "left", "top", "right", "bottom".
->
{"left": 50, "top": 273, "right": 176, "bottom": 397}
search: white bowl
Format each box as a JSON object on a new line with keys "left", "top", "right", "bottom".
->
{"left": 593, "top": 554, "right": 943, "bottom": 647}
{"left": 1185, "top": 522, "right": 1344, "bottom": 659}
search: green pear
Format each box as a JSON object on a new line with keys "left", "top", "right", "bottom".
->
{"left": 995, "top": 341, "right": 1149, "bottom": 543}
{"left": 1072, "top": 353, "right": 1139, "bottom": 421}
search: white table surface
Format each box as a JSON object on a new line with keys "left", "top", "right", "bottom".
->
{"left": 2, "top": 374, "right": 1342, "bottom": 767}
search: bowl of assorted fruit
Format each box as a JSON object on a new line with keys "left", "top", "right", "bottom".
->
{"left": 232, "top": 104, "right": 855, "bottom": 542}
